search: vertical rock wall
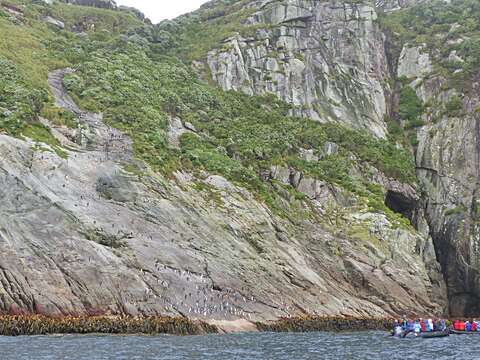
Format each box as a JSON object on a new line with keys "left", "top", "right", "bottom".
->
{"left": 207, "top": 0, "right": 390, "bottom": 138}
{"left": 398, "top": 42, "right": 480, "bottom": 316}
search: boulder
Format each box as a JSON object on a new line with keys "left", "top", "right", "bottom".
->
{"left": 43, "top": 16, "right": 65, "bottom": 29}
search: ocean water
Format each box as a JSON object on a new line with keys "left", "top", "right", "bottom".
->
{"left": 1, "top": 331, "right": 478, "bottom": 359}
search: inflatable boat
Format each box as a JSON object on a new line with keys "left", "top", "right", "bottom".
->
{"left": 450, "top": 330, "right": 480, "bottom": 335}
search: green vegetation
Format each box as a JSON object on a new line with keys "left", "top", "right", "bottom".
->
{"left": 49, "top": 2, "right": 142, "bottom": 33}
{"left": 445, "top": 94, "right": 463, "bottom": 116}
{"left": 399, "top": 86, "right": 424, "bottom": 128}
{"left": 397, "top": 85, "right": 424, "bottom": 146}
{"left": 69, "top": 45, "right": 416, "bottom": 183}
{"left": 0, "top": 0, "right": 150, "bottom": 151}
{"left": 379, "top": 0, "right": 480, "bottom": 148}
{"left": 40, "top": 104, "right": 77, "bottom": 128}
{"left": 0, "top": 57, "right": 46, "bottom": 134}
{"left": 60, "top": 38, "right": 416, "bottom": 221}
{"left": 0, "top": 5, "right": 67, "bottom": 89}
{"left": 23, "top": 123, "right": 67, "bottom": 158}
{"left": 0, "top": 56, "right": 65, "bottom": 156}
{"left": 379, "top": 0, "right": 480, "bottom": 91}
{"left": 153, "top": 0, "right": 257, "bottom": 62}
{"left": 385, "top": 115, "right": 407, "bottom": 146}
{"left": 445, "top": 205, "right": 465, "bottom": 217}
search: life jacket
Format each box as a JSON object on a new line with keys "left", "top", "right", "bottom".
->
{"left": 466, "top": 322, "right": 472, "bottom": 331}
{"left": 459, "top": 321, "right": 466, "bottom": 331}
{"left": 413, "top": 322, "right": 421, "bottom": 333}
{"left": 424, "top": 320, "right": 431, "bottom": 332}
{"left": 421, "top": 321, "right": 426, "bottom": 332}
{"left": 472, "top": 322, "right": 478, "bottom": 331}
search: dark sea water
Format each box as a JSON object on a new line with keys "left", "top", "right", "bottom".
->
{"left": 1, "top": 331, "right": 478, "bottom": 359}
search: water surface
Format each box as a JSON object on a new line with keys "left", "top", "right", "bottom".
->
{"left": 1, "top": 331, "right": 477, "bottom": 359}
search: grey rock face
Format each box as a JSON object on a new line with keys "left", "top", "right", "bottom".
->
{"left": 167, "top": 117, "right": 187, "bottom": 148}
{"left": 416, "top": 116, "right": 480, "bottom": 316}
{"left": 43, "top": 16, "right": 65, "bottom": 29}
{"left": 96, "top": 171, "right": 139, "bottom": 203}
{"left": 207, "top": 0, "right": 390, "bottom": 138}
{"left": 397, "top": 45, "right": 432, "bottom": 79}
{"left": 397, "top": 43, "right": 480, "bottom": 316}
{"left": 0, "top": 69, "right": 446, "bottom": 320}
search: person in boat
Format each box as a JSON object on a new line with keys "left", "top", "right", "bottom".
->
{"left": 413, "top": 320, "right": 422, "bottom": 335}
{"left": 423, "top": 319, "right": 431, "bottom": 332}
{"left": 407, "top": 320, "right": 414, "bottom": 334}
{"left": 472, "top": 319, "right": 478, "bottom": 332}
{"left": 392, "top": 319, "right": 399, "bottom": 330}
{"left": 392, "top": 320, "right": 401, "bottom": 336}
{"left": 401, "top": 316, "right": 408, "bottom": 331}
{"left": 465, "top": 320, "right": 472, "bottom": 332}
{"left": 438, "top": 319, "right": 446, "bottom": 331}
{"left": 428, "top": 318, "right": 434, "bottom": 332}
{"left": 394, "top": 325, "right": 403, "bottom": 337}
{"left": 420, "top": 318, "right": 426, "bottom": 332}
{"left": 392, "top": 320, "right": 403, "bottom": 337}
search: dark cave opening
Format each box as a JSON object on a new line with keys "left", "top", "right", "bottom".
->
{"left": 426, "top": 207, "right": 480, "bottom": 317}
{"left": 384, "top": 190, "right": 416, "bottom": 220}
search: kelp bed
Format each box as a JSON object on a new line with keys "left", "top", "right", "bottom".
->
{"left": 256, "top": 316, "right": 391, "bottom": 332}
{"left": 0, "top": 316, "right": 218, "bottom": 336}
{"left": 0, "top": 315, "right": 394, "bottom": 336}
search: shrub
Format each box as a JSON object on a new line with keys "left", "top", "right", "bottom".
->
{"left": 399, "top": 87, "right": 423, "bottom": 123}
{"left": 445, "top": 95, "right": 463, "bottom": 116}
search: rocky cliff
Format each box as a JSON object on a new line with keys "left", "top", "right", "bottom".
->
{"left": 207, "top": 0, "right": 390, "bottom": 138}
{"left": 0, "top": 66, "right": 444, "bottom": 320}
{"left": 390, "top": 1, "right": 480, "bottom": 316}
{"left": 4, "top": 0, "right": 477, "bottom": 323}
{"left": 201, "top": 0, "right": 480, "bottom": 316}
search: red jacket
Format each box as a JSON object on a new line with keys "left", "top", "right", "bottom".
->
{"left": 473, "top": 322, "right": 478, "bottom": 331}
{"left": 421, "top": 321, "right": 426, "bottom": 332}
